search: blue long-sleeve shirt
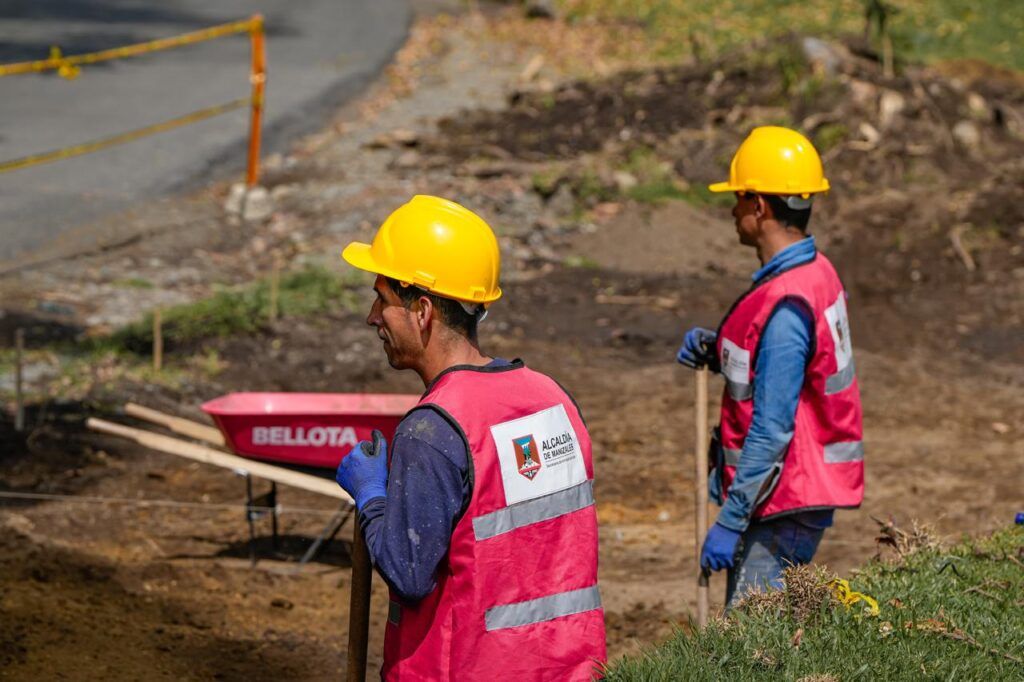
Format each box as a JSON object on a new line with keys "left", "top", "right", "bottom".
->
{"left": 358, "top": 359, "right": 511, "bottom": 601}
{"left": 713, "top": 237, "right": 834, "bottom": 532}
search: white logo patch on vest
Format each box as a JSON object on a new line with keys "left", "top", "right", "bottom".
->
{"left": 720, "top": 337, "right": 751, "bottom": 385}
{"left": 825, "top": 294, "right": 853, "bottom": 372}
{"left": 490, "top": 404, "right": 586, "bottom": 506}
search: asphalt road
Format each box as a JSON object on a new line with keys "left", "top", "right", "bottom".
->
{"left": 0, "top": 0, "right": 410, "bottom": 265}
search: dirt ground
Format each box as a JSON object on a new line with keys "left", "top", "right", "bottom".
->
{"left": 1, "top": 4, "right": 1023, "bottom": 680}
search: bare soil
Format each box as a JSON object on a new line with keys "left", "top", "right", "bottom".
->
{"left": 1, "top": 6, "right": 1022, "bottom": 681}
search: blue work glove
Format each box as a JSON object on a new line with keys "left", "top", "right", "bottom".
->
{"left": 700, "top": 523, "right": 742, "bottom": 572}
{"left": 676, "top": 327, "right": 720, "bottom": 372}
{"left": 335, "top": 429, "right": 388, "bottom": 511}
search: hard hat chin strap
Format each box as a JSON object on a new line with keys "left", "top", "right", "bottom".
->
{"left": 458, "top": 300, "right": 488, "bottom": 322}
{"left": 782, "top": 195, "right": 814, "bottom": 210}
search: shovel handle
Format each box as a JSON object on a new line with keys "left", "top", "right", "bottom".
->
{"left": 347, "top": 521, "right": 372, "bottom": 681}
{"left": 695, "top": 367, "right": 710, "bottom": 627}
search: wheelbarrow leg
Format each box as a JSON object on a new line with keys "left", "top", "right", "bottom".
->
{"left": 245, "top": 474, "right": 258, "bottom": 568}
{"left": 300, "top": 505, "right": 353, "bottom": 565}
{"left": 270, "top": 482, "right": 279, "bottom": 551}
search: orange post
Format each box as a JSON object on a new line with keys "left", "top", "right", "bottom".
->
{"left": 246, "top": 15, "right": 266, "bottom": 187}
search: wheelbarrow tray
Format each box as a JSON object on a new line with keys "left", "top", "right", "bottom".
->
{"left": 202, "top": 392, "right": 418, "bottom": 469}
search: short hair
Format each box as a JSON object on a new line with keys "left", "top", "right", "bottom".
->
{"left": 762, "top": 194, "right": 813, "bottom": 231}
{"left": 385, "top": 277, "right": 479, "bottom": 340}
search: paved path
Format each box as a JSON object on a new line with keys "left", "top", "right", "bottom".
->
{"left": 0, "top": 0, "right": 410, "bottom": 263}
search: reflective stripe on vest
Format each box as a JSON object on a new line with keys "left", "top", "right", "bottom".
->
{"left": 824, "top": 440, "right": 864, "bottom": 463}
{"left": 729, "top": 360, "right": 855, "bottom": 402}
{"left": 473, "top": 479, "right": 595, "bottom": 541}
{"left": 726, "top": 378, "right": 753, "bottom": 401}
{"left": 825, "top": 359, "right": 856, "bottom": 395}
{"left": 725, "top": 441, "right": 864, "bottom": 466}
{"left": 485, "top": 585, "right": 602, "bottom": 632}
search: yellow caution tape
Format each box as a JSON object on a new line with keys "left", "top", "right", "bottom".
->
{"left": 830, "top": 578, "right": 880, "bottom": 617}
{"left": 0, "top": 98, "right": 249, "bottom": 174}
{"left": 49, "top": 46, "right": 81, "bottom": 80}
{"left": 0, "top": 15, "right": 262, "bottom": 78}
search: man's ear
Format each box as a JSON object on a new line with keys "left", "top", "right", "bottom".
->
{"left": 754, "top": 194, "right": 769, "bottom": 219}
{"left": 415, "top": 295, "right": 434, "bottom": 332}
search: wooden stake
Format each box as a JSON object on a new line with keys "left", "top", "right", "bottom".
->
{"left": 85, "top": 417, "right": 353, "bottom": 503}
{"left": 881, "top": 33, "right": 894, "bottom": 79}
{"left": 269, "top": 253, "right": 281, "bottom": 322}
{"left": 347, "top": 523, "right": 372, "bottom": 682}
{"left": 14, "top": 328, "right": 24, "bottom": 432}
{"left": 125, "top": 402, "right": 225, "bottom": 446}
{"left": 695, "top": 367, "right": 709, "bottom": 627}
{"left": 152, "top": 309, "right": 163, "bottom": 372}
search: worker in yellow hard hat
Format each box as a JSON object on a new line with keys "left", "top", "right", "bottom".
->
{"left": 335, "top": 195, "right": 606, "bottom": 679}
{"left": 677, "top": 127, "right": 865, "bottom": 607}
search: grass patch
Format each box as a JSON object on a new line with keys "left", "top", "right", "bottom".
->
{"left": 532, "top": 164, "right": 569, "bottom": 197}
{"left": 678, "top": 185, "right": 736, "bottom": 209}
{"left": 814, "top": 122, "right": 850, "bottom": 153}
{"left": 111, "top": 277, "right": 154, "bottom": 290}
{"left": 564, "top": 254, "right": 601, "bottom": 269}
{"left": 1, "top": 266, "right": 363, "bottom": 402}
{"left": 606, "top": 525, "right": 1024, "bottom": 680}
{"left": 627, "top": 178, "right": 688, "bottom": 204}
{"left": 557, "top": 0, "right": 1024, "bottom": 72}
{"left": 96, "top": 265, "right": 359, "bottom": 354}
{"left": 620, "top": 147, "right": 686, "bottom": 205}
{"left": 576, "top": 168, "right": 617, "bottom": 203}
{"left": 568, "top": 148, "right": 736, "bottom": 208}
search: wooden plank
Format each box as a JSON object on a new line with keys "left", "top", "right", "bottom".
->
{"left": 86, "top": 418, "right": 351, "bottom": 503}
{"left": 125, "top": 402, "right": 226, "bottom": 446}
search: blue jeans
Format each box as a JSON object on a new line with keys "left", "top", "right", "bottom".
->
{"left": 726, "top": 517, "right": 825, "bottom": 607}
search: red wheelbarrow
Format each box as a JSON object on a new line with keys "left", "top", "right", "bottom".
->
{"left": 201, "top": 392, "right": 419, "bottom": 470}
{"left": 88, "top": 391, "right": 419, "bottom": 681}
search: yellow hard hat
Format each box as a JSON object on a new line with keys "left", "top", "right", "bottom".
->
{"left": 709, "top": 126, "right": 830, "bottom": 199}
{"left": 342, "top": 195, "right": 502, "bottom": 304}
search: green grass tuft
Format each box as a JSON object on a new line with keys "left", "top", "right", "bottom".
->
{"left": 678, "top": 185, "right": 736, "bottom": 209}
{"left": 96, "top": 265, "right": 359, "bottom": 354}
{"left": 558, "top": 0, "right": 1024, "bottom": 72}
{"left": 111, "top": 277, "right": 155, "bottom": 290}
{"left": 605, "top": 525, "right": 1024, "bottom": 680}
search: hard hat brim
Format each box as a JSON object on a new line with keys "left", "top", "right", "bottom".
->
{"left": 341, "top": 242, "right": 395, "bottom": 280}
{"left": 708, "top": 181, "right": 736, "bottom": 193}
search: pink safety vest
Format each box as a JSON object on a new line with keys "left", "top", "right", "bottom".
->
{"left": 381, "top": 361, "right": 606, "bottom": 681}
{"left": 716, "top": 252, "right": 864, "bottom": 520}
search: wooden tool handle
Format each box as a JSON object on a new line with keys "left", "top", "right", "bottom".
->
{"left": 347, "top": 521, "right": 372, "bottom": 681}
{"left": 695, "top": 367, "right": 710, "bottom": 627}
